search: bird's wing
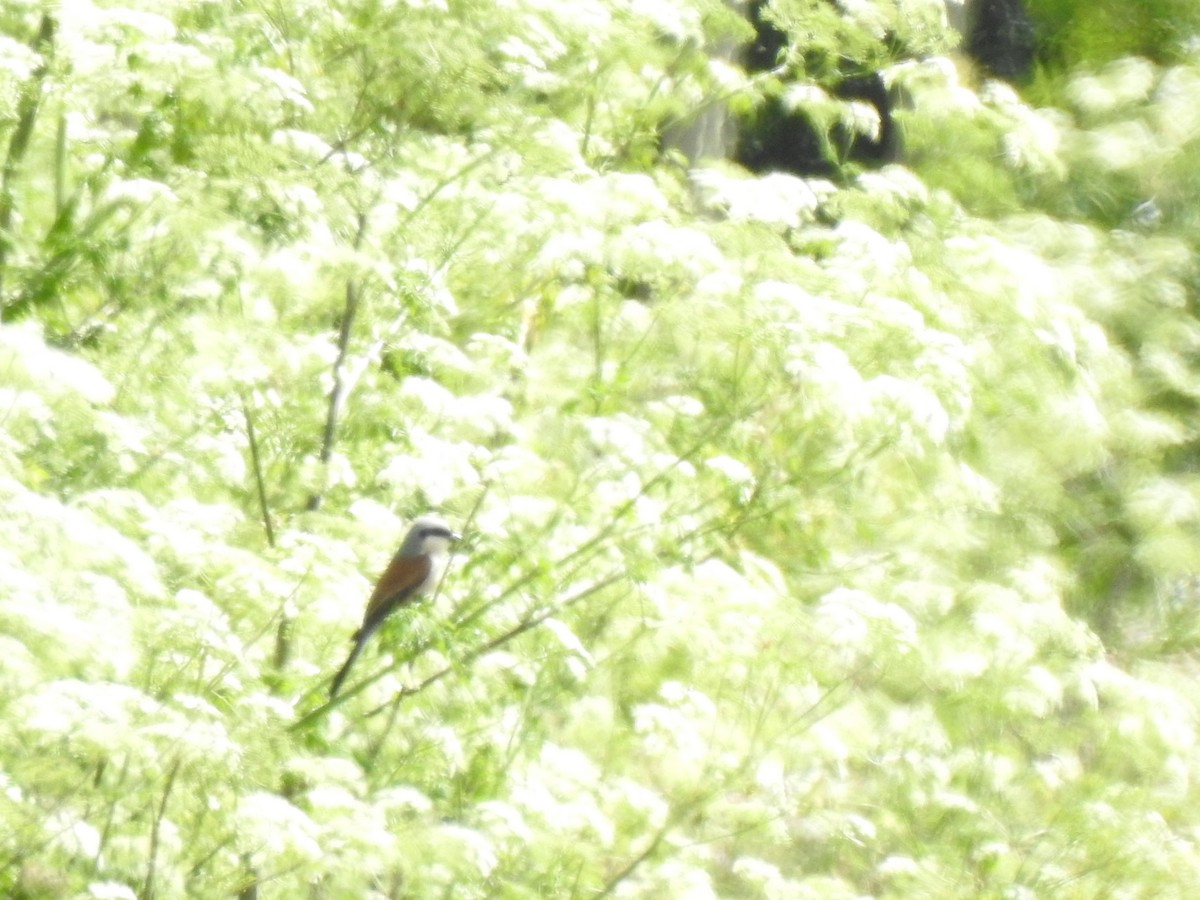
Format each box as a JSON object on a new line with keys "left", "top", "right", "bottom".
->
{"left": 360, "top": 553, "right": 433, "bottom": 633}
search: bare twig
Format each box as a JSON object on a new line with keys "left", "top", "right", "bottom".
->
{"left": 305, "top": 208, "right": 370, "bottom": 512}
{"left": 0, "top": 13, "right": 56, "bottom": 302}
{"left": 241, "top": 393, "right": 276, "bottom": 548}
{"left": 53, "top": 113, "right": 66, "bottom": 214}
{"left": 594, "top": 823, "right": 671, "bottom": 899}
{"left": 142, "top": 756, "right": 182, "bottom": 900}
{"left": 362, "top": 569, "right": 627, "bottom": 718}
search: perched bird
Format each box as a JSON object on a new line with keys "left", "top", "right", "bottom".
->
{"left": 329, "top": 515, "right": 460, "bottom": 698}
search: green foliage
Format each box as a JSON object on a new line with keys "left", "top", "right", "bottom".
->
{"left": 1032, "top": 0, "right": 1200, "bottom": 67}
{"left": 2, "top": 0, "right": 1200, "bottom": 897}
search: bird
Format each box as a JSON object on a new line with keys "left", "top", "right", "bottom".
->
{"left": 328, "top": 515, "right": 460, "bottom": 698}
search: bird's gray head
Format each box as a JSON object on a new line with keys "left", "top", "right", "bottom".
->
{"left": 398, "top": 515, "right": 460, "bottom": 558}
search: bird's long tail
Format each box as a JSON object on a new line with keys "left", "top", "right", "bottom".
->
{"left": 329, "top": 624, "right": 378, "bottom": 699}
